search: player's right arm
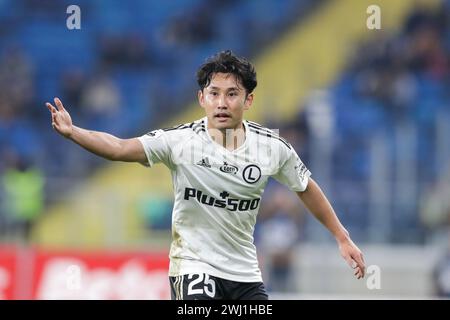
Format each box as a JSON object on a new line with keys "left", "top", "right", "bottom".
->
{"left": 46, "top": 97, "right": 147, "bottom": 164}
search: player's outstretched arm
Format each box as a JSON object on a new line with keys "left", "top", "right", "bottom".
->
{"left": 297, "top": 178, "right": 366, "bottom": 279}
{"left": 45, "top": 97, "right": 147, "bottom": 164}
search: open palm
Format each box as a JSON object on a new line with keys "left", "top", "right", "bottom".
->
{"left": 46, "top": 97, "right": 73, "bottom": 138}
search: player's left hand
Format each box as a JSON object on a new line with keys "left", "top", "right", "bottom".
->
{"left": 338, "top": 238, "right": 365, "bottom": 279}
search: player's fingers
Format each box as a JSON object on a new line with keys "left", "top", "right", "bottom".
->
{"left": 46, "top": 102, "right": 57, "bottom": 113}
{"left": 357, "top": 268, "right": 363, "bottom": 279}
{"left": 344, "top": 256, "right": 356, "bottom": 269}
{"left": 49, "top": 106, "right": 57, "bottom": 129}
{"left": 354, "top": 267, "right": 362, "bottom": 279}
{"left": 54, "top": 97, "right": 65, "bottom": 111}
{"left": 354, "top": 254, "right": 366, "bottom": 276}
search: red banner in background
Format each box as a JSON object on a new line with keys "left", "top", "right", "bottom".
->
{"left": 0, "top": 246, "right": 16, "bottom": 300}
{"left": 0, "top": 246, "right": 170, "bottom": 300}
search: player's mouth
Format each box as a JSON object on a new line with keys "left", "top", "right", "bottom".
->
{"left": 214, "top": 113, "right": 231, "bottom": 122}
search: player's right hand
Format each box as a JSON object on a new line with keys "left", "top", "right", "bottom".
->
{"left": 46, "top": 97, "right": 73, "bottom": 138}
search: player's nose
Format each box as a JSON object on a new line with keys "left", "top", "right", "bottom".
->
{"left": 217, "top": 94, "right": 227, "bottom": 108}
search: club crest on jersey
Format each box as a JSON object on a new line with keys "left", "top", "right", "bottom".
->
{"left": 243, "top": 164, "right": 261, "bottom": 184}
{"left": 220, "top": 162, "right": 238, "bottom": 174}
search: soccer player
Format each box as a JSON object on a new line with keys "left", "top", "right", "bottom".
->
{"left": 46, "top": 50, "right": 365, "bottom": 300}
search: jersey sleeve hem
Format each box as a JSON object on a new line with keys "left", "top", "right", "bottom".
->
{"left": 137, "top": 136, "right": 154, "bottom": 167}
{"left": 292, "top": 171, "right": 312, "bottom": 192}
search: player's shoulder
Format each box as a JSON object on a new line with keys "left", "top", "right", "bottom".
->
{"left": 245, "top": 120, "right": 292, "bottom": 151}
{"left": 146, "top": 118, "right": 206, "bottom": 140}
{"left": 162, "top": 118, "right": 204, "bottom": 132}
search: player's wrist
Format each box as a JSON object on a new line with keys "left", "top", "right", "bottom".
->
{"left": 66, "top": 125, "right": 76, "bottom": 140}
{"left": 334, "top": 229, "right": 350, "bottom": 244}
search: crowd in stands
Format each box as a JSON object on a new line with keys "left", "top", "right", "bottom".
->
{"left": 0, "top": 0, "right": 314, "bottom": 239}
{"left": 269, "top": 1, "right": 450, "bottom": 244}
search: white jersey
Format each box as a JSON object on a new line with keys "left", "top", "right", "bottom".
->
{"left": 138, "top": 117, "right": 311, "bottom": 282}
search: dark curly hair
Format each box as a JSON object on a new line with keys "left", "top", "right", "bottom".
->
{"left": 196, "top": 50, "right": 257, "bottom": 95}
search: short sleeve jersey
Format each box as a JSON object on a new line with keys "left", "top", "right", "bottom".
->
{"left": 138, "top": 117, "right": 311, "bottom": 282}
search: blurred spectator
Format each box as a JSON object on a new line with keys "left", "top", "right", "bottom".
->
{"left": 256, "top": 184, "right": 305, "bottom": 292}
{"left": 99, "top": 34, "right": 152, "bottom": 68}
{"left": 0, "top": 46, "right": 35, "bottom": 116}
{"left": 407, "top": 22, "right": 448, "bottom": 79}
{"left": 1, "top": 151, "right": 45, "bottom": 242}
{"left": 279, "top": 119, "right": 309, "bottom": 164}
{"left": 137, "top": 195, "right": 173, "bottom": 230}
{"left": 433, "top": 235, "right": 450, "bottom": 298}
{"left": 61, "top": 68, "right": 86, "bottom": 111}
{"left": 163, "top": 1, "right": 223, "bottom": 46}
{"left": 164, "top": 15, "right": 214, "bottom": 46}
{"left": 81, "top": 73, "right": 122, "bottom": 118}
{"left": 420, "top": 165, "right": 450, "bottom": 244}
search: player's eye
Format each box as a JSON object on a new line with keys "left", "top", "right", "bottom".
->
{"left": 210, "top": 92, "right": 218, "bottom": 96}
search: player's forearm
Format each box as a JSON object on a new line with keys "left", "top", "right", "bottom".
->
{"left": 297, "top": 178, "right": 350, "bottom": 242}
{"left": 69, "top": 125, "right": 125, "bottom": 161}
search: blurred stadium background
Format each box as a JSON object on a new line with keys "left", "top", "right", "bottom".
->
{"left": 1, "top": 0, "right": 450, "bottom": 299}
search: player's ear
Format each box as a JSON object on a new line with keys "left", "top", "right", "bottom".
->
{"left": 198, "top": 90, "right": 205, "bottom": 108}
{"left": 244, "top": 93, "right": 253, "bottom": 110}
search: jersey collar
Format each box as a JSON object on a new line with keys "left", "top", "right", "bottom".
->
{"left": 203, "top": 116, "right": 249, "bottom": 153}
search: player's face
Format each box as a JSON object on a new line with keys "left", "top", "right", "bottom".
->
{"left": 198, "top": 72, "right": 253, "bottom": 131}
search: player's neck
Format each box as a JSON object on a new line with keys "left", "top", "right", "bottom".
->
{"left": 208, "top": 122, "right": 246, "bottom": 151}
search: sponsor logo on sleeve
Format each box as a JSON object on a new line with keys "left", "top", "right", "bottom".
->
{"left": 295, "top": 161, "right": 308, "bottom": 180}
